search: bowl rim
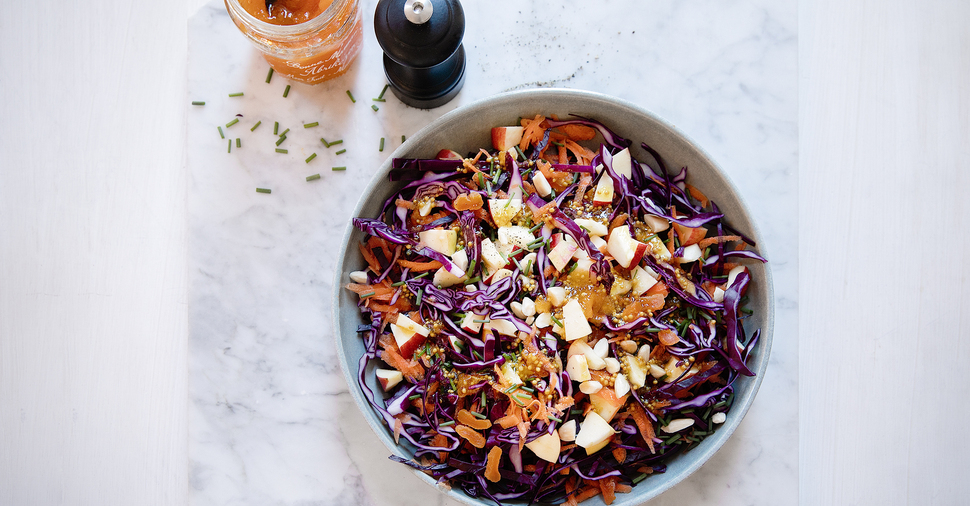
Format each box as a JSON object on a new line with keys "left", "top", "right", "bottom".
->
{"left": 332, "top": 87, "right": 774, "bottom": 505}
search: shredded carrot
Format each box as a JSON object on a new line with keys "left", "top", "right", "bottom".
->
{"left": 395, "top": 198, "right": 415, "bottom": 209}
{"left": 628, "top": 403, "right": 657, "bottom": 454}
{"left": 496, "top": 413, "right": 520, "bottom": 429}
{"left": 457, "top": 409, "right": 492, "bottom": 430}
{"left": 379, "top": 334, "right": 425, "bottom": 381}
{"left": 574, "top": 173, "right": 592, "bottom": 206}
{"left": 598, "top": 476, "right": 617, "bottom": 505}
{"left": 396, "top": 258, "right": 442, "bottom": 272}
{"left": 393, "top": 415, "right": 405, "bottom": 444}
{"left": 453, "top": 192, "right": 484, "bottom": 211}
{"left": 519, "top": 114, "right": 546, "bottom": 151}
{"left": 615, "top": 483, "right": 633, "bottom": 494}
{"left": 645, "top": 281, "right": 668, "bottom": 298}
{"left": 658, "top": 329, "right": 680, "bottom": 346}
{"left": 344, "top": 283, "right": 395, "bottom": 301}
{"left": 611, "top": 446, "right": 627, "bottom": 464}
{"left": 484, "top": 446, "right": 503, "bottom": 483}
{"left": 455, "top": 424, "right": 486, "bottom": 448}
{"left": 697, "top": 235, "right": 743, "bottom": 249}
{"left": 684, "top": 182, "right": 710, "bottom": 208}
{"left": 619, "top": 295, "right": 666, "bottom": 321}
{"left": 431, "top": 432, "right": 449, "bottom": 462}
{"left": 573, "top": 486, "right": 601, "bottom": 503}
{"left": 357, "top": 241, "right": 382, "bottom": 273}
{"left": 559, "top": 123, "right": 596, "bottom": 141}
{"left": 562, "top": 139, "right": 595, "bottom": 165}
{"left": 608, "top": 213, "right": 628, "bottom": 233}
{"left": 557, "top": 145, "right": 568, "bottom": 164}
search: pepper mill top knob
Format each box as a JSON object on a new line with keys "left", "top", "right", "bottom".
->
{"left": 374, "top": 0, "right": 466, "bottom": 108}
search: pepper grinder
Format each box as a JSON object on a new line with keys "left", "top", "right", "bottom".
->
{"left": 374, "top": 0, "right": 465, "bottom": 109}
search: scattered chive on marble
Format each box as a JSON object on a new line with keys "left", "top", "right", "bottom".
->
{"left": 256, "top": 188, "right": 271, "bottom": 194}
{"left": 335, "top": 149, "right": 346, "bottom": 155}
{"left": 276, "top": 148, "right": 287, "bottom": 154}
{"left": 228, "top": 92, "right": 243, "bottom": 97}
{"left": 217, "top": 126, "right": 224, "bottom": 139}
{"left": 304, "top": 122, "right": 319, "bottom": 128}
{"left": 346, "top": 90, "right": 355, "bottom": 103}
{"left": 225, "top": 118, "right": 238, "bottom": 128}
{"left": 283, "top": 85, "right": 290, "bottom": 98}
{"left": 191, "top": 101, "right": 205, "bottom": 106}
{"left": 306, "top": 174, "right": 321, "bottom": 181}
{"left": 251, "top": 120, "right": 261, "bottom": 131}
{"left": 265, "top": 67, "right": 274, "bottom": 83}
{"left": 305, "top": 153, "right": 317, "bottom": 163}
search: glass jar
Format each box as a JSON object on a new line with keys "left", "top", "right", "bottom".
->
{"left": 225, "top": 0, "right": 363, "bottom": 85}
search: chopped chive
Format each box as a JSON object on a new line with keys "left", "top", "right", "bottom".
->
{"left": 547, "top": 415, "right": 562, "bottom": 423}
{"left": 519, "top": 385, "right": 535, "bottom": 393}
{"left": 526, "top": 237, "right": 545, "bottom": 248}
{"left": 391, "top": 280, "right": 406, "bottom": 287}
{"left": 401, "top": 135, "right": 406, "bottom": 142}
{"left": 415, "top": 288, "right": 423, "bottom": 306}
{"left": 332, "top": 166, "right": 346, "bottom": 171}
{"left": 529, "top": 222, "right": 544, "bottom": 233}
{"left": 228, "top": 92, "right": 244, "bottom": 97}
{"left": 414, "top": 272, "right": 430, "bottom": 279}
{"left": 328, "top": 139, "right": 343, "bottom": 147}
{"left": 283, "top": 85, "right": 291, "bottom": 98}
{"left": 250, "top": 120, "right": 261, "bottom": 131}
{"left": 480, "top": 390, "right": 486, "bottom": 407}
{"left": 371, "top": 104, "right": 379, "bottom": 112}
{"left": 566, "top": 262, "right": 578, "bottom": 275}
{"left": 274, "top": 122, "right": 279, "bottom": 135}
{"left": 378, "top": 84, "right": 389, "bottom": 99}
{"left": 335, "top": 149, "right": 346, "bottom": 155}
{"left": 305, "top": 153, "right": 317, "bottom": 163}
{"left": 226, "top": 118, "right": 238, "bottom": 128}
{"left": 408, "top": 393, "right": 422, "bottom": 400}
{"left": 504, "top": 384, "right": 520, "bottom": 394}
{"left": 280, "top": 128, "right": 290, "bottom": 137}
{"left": 227, "top": 139, "right": 232, "bottom": 153}
{"left": 346, "top": 90, "right": 356, "bottom": 102}
{"left": 236, "top": 138, "right": 241, "bottom": 148}
{"left": 304, "top": 122, "right": 319, "bottom": 128}
{"left": 372, "top": 98, "right": 386, "bottom": 103}
{"left": 191, "top": 101, "right": 205, "bottom": 106}
{"left": 466, "top": 258, "right": 477, "bottom": 275}
{"left": 471, "top": 411, "right": 487, "bottom": 420}
{"left": 359, "top": 291, "right": 376, "bottom": 298}
{"left": 306, "top": 173, "right": 321, "bottom": 181}
{"left": 217, "top": 126, "right": 224, "bottom": 139}
{"left": 265, "top": 67, "right": 274, "bottom": 83}
{"left": 379, "top": 137, "right": 385, "bottom": 152}
{"left": 256, "top": 188, "right": 271, "bottom": 194}
{"left": 276, "top": 148, "right": 288, "bottom": 154}
{"left": 632, "top": 473, "right": 649, "bottom": 484}
{"left": 275, "top": 136, "right": 286, "bottom": 146}
{"left": 550, "top": 314, "right": 563, "bottom": 328}
{"left": 439, "top": 420, "right": 455, "bottom": 427}
{"left": 464, "top": 276, "right": 481, "bottom": 285}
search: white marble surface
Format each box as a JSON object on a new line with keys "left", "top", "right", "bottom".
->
{"left": 186, "top": 0, "right": 797, "bottom": 505}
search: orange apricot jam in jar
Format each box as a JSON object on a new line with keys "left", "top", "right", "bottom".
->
{"left": 225, "top": 0, "right": 363, "bottom": 84}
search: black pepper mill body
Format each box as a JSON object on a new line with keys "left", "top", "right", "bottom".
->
{"left": 374, "top": 0, "right": 465, "bottom": 109}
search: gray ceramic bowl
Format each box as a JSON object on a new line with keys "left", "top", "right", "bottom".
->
{"left": 333, "top": 88, "right": 773, "bottom": 505}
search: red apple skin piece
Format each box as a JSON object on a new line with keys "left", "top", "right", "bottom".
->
{"left": 376, "top": 369, "right": 404, "bottom": 391}
{"left": 397, "top": 332, "right": 427, "bottom": 360}
{"left": 628, "top": 240, "right": 650, "bottom": 268}
{"left": 491, "top": 126, "right": 524, "bottom": 151}
{"left": 436, "top": 149, "right": 463, "bottom": 160}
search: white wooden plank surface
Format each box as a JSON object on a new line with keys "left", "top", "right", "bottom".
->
{"left": 0, "top": 0, "right": 967, "bottom": 504}
{"left": 800, "top": 0, "right": 970, "bottom": 504}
